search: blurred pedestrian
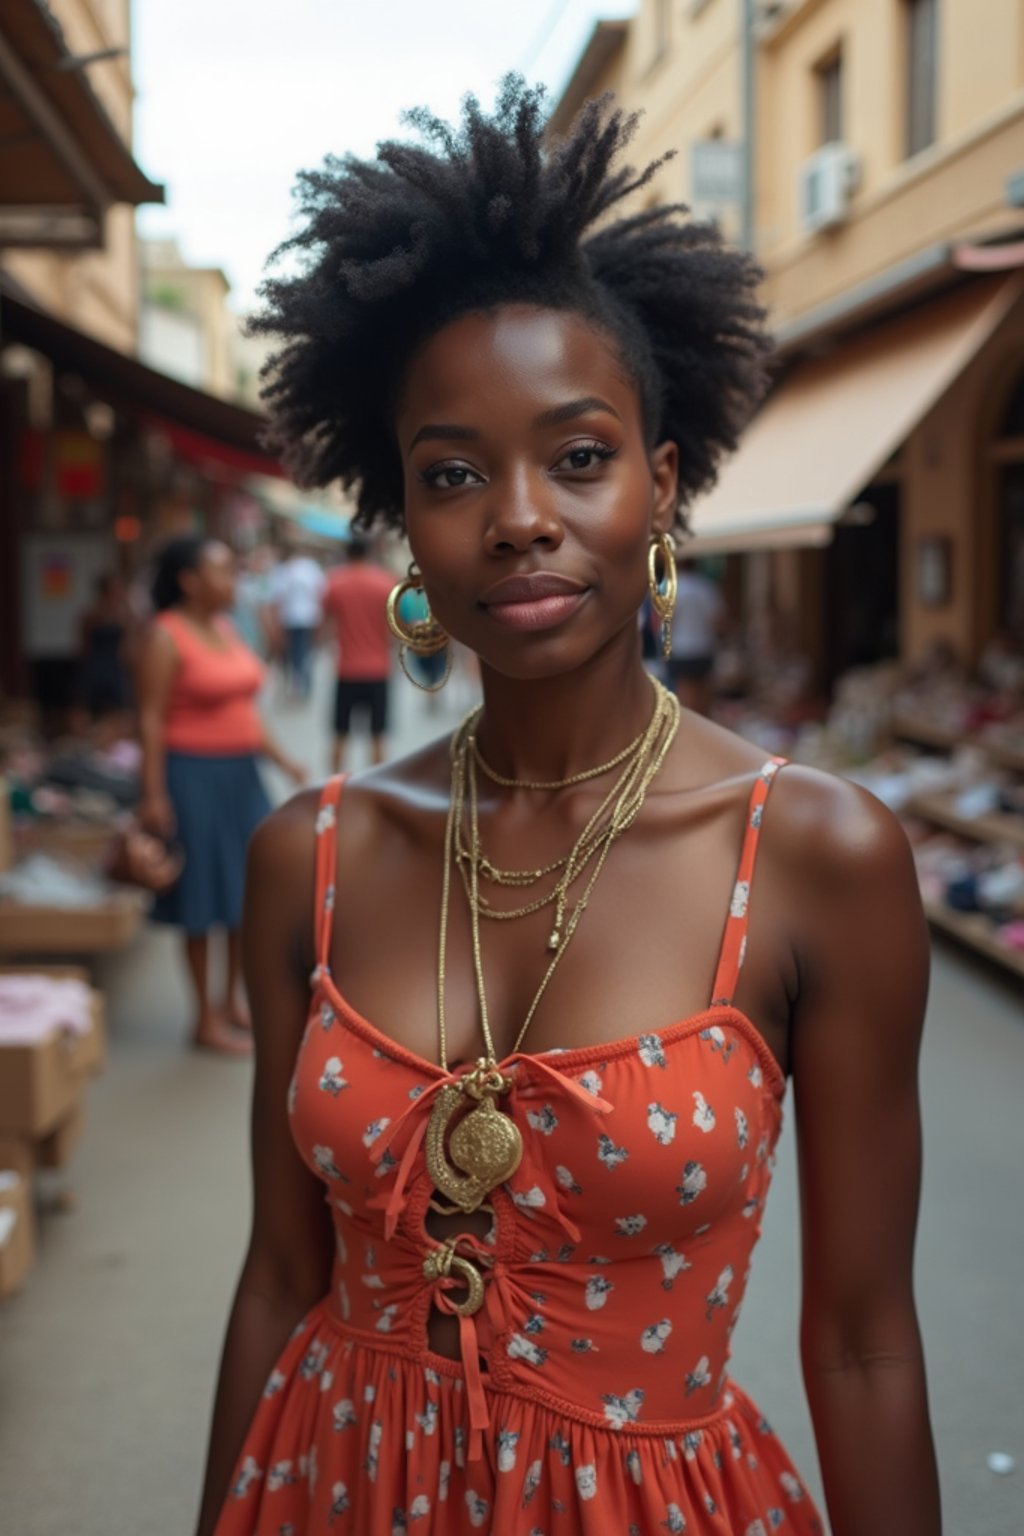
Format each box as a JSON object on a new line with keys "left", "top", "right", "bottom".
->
{"left": 321, "top": 536, "right": 395, "bottom": 770}
{"left": 78, "top": 572, "right": 135, "bottom": 719}
{"left": 668, "top": 557, "right": 726, "bottom": 716}
{"left": 232, "top": 545, "right": 276, "bottom": 660}
{"left": 136, "top": 536, "right": 307, "bottom": 1056}
{"left": 271, "top": 543, "right": 325, "bottom": 700}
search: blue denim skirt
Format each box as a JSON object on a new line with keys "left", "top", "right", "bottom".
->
{"left": 151, "top": 751, "right": 271, "bottom": 935}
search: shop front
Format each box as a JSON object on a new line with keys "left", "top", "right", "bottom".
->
{"left": 686, "top": 271, "right": 1024, "bottom": 703}
{"left": 0, "top": 283, "right": 284, "bottom": 709}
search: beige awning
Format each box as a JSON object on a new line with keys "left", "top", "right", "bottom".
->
{"left": 687, "top": 274, "right": 1023, "bottom": 553}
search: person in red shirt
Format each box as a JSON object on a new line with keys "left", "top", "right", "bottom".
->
{"left": 321, "top": 538, "right": 396, "bottom": 771}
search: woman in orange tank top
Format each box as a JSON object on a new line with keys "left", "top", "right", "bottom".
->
{"left": 196, "top": 85, "right": 940, "bottom": 1533}
{"left": 137, "top": 537, "right": 307, "bottom": 1056}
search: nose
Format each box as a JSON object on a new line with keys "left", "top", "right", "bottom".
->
{"left": 482, "top": 465, "right": 564, "bottom": 556}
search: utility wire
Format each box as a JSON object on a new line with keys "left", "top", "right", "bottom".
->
{"left": 517, "top": 0, "right": 576, "bottom": 76}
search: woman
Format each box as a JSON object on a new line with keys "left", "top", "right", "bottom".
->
{"left": 138, "top": 536, "right": 306, "bottom": 1056}
{"left": 197, "top": 84, "right": 939, "bottom": 1533}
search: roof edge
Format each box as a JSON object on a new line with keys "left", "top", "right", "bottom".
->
{"left": 547, "top": 19, "right": 629, "bottom": 138}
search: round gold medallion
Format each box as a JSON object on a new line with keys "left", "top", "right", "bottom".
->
{"left": 424, "top": 1073, "right": 523, "bottom": 1214}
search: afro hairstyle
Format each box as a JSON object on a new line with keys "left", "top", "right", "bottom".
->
{"left": 252, "top": 75, "right": 772, "bottom": 533}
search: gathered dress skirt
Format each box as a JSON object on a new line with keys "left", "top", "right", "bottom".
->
{"left": 152, "top": 751, "right": 270, "bottom": 935}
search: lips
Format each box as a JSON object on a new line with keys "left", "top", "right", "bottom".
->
{"left": 480, "top": 572, "right": 589, "bottom": 633}
{"left": 480, "top": 572, "right": 587, "bottom": 605}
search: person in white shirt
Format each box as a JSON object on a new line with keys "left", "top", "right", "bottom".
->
{"left": 271, "top": 547, "right": 326, "bottom": 700}
{"left": 668, "top": 558, "right": 726, "bottom": 716}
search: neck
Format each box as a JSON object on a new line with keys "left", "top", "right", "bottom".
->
{"left": 179, "top": 600, "right": 218, "bottom": 626}
{"left": 473, "top": 634, "right": 657, "bottom": 785}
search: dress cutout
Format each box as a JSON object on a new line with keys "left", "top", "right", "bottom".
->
{"left": 215, "top": 757, "right": 825, "bottom": 1535}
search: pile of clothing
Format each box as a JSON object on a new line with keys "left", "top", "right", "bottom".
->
{"left": 0, "top": 973, "right": 94, "bottom": 1046}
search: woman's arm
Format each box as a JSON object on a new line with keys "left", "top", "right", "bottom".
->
{"left": 259, "top": 723, "right": 308, "bottom": 786}
{"left": 135, "top": 623, "right": 178, "bottom": 837}
{"left": 782, "top": 772, "right": 940, "bottom": 1535}
{"left": 194, "top": 794, "right": 334, "bottom": 1536}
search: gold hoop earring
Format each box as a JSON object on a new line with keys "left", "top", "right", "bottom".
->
{"left": 647, "top": 532, "right": 677, "bottom": 660}
{"left": 386, "top": 566, "right": 452, "bottom": 693}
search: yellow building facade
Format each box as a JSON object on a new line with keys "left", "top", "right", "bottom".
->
{"left": 553, "top": 0, "right": 1024, "bottom": 684}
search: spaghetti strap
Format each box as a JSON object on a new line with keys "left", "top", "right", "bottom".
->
{"left": 313, "top": 775, "right": 346, "bottom": 976}
{"left": 710, "top": 757, "right": 787, "bottom": 1008}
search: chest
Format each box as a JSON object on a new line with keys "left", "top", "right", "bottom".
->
{"left": 291, "top": 994, "right": 782, "bottom": 1250}
{"left": 173, "top": 636, "right": 262, "bottom": 705}
{"left": 325, "top": 795, "right": 794, "bottom": 1078}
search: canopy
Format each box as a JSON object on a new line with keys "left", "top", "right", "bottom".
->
{"left": 0, "top": 0, "right": 162, "bottom": 248}
{"left": 687, "top": 275, "right": 1023, "bottom": 553}
{"left": 1, "top": 284, "right": 277, "bottom": 470}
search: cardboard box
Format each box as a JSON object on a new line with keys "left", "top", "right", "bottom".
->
{"left": 0, "top": 890, "right": 145, "bottom": 955}
{"left": 35, "top": 1100, "right": 85, "bottom": 1170}
{"left": 0, "top": 1035, "right": 88, "bottom": 1138}
{"left": 15, "top": 821, "right": 118, "bottom": 872}
{"left": 0, "top": 1169, "right": 35, "bottom": 1299}
{"left": 0, "top": 966, "right": 105, "bottom": 1077}
{"left": 0, "top": 969, "right": 104, "bottom": 1136}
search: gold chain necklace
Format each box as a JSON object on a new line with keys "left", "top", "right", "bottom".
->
{"left": 454, "top": 735, "right": 646, "bottom": 934}
{"left": 454, "top": 675, "right": 663, "bottom": 930}
{"left": 423, "top": 681, "right": 680, "bottom": 1217}
{"left": 471, "top": 682, "right": 656, "bottom": 789}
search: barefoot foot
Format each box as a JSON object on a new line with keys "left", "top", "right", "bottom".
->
{"left": 221, "top": 998, "right": 252, "bottom": 1032}
{"left": 192, "top": 1016, "right": 253, "bottom": 1057}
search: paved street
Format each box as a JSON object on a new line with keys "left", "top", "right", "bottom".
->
{"left": 1, "top": 660, "right": 1021, "bottom": 1535}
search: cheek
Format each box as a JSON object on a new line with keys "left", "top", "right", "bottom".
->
{"left": 577, "top": 468, "right": 654, "bottom": 572}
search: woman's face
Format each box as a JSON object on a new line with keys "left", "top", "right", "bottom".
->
{"left": 396, "top": 304, "right": 678, "bottom": 681}
{"left": 184, "top": 540, "right": 236, "bottom": 612}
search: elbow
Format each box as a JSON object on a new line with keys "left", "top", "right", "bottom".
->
{"left": 800, "top": 1296, "right": 924, "bottom": 1380}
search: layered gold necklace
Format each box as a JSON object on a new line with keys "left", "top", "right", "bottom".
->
{"left": 423, "top": 678, "right": 680, "bottom": 1217}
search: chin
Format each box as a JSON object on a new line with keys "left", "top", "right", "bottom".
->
{"left": 476, "top": 633, "right": 622, "bottom": 684}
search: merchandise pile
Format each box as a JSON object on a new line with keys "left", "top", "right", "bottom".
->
{"left": 0, "top": 701, "right": 146, "bottom": 1299}
{"left": 716, "top": 647, "right": 1024, "bottom": 978}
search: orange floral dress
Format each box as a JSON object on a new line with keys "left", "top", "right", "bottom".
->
{"left": 215, "top": 762, "right": 825, "bottom": 1535}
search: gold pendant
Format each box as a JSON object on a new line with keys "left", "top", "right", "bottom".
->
{"left": 422, "top": 1243, "right": 486, "bottom": 1316}
{"left": 424, "top": 1061, "right": 523, "bottom": 1213}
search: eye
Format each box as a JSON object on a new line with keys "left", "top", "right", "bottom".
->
{"left": 554, "top": 440, "right": 618, "bottom": 473}
{"left": 420, "top": 461, "right": 484, "bottom": 490}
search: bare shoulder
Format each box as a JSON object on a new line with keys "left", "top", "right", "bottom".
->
{"left": 247, "top": 785, "right": 323, "bottom": 881}
{"left": 767, "top": 762, "right": 918, "bottom": 890}
{"left": 331, "top": 732, "right": 455, "bottom": 844}
{"left": 767, "top": 764, "right": 929, "bottom": 1009}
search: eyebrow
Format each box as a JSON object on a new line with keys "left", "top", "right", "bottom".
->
{"left": 409, "top": 423, "right": 479, "bottom": 448}
{"left": 408, "top": 396, "right": 622, "bottom": 451}
{"left": 533, "top": 396, "right": 622, "bottom": 428}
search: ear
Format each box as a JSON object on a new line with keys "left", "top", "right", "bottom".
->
{"left": 649, "top": 440, "right": 679, "bottom": 535}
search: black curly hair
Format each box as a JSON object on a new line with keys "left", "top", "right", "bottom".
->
{"left": 252, "top": 76, "right": 771, "bottom": 533}
{"left": 151, "top": 535, "right": 207, "bottom": 612}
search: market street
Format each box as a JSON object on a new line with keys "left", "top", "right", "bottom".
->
{"left": 2, "top": 664, "right": 1022, "bottom": 1536}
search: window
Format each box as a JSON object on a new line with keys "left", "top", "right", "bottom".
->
{"left": 905, "top": 0, "right": 938, "bottom": 156}
{"left": 816, "top": 48, "right": 843, "bottom": 145}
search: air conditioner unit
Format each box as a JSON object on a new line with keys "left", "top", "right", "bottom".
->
{"left": 799, "top": 142, "right": 860, "bottom": 234}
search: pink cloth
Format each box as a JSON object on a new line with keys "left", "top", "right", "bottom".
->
{"left": 0, "top": 976, "right": 93, "bottom": 1046}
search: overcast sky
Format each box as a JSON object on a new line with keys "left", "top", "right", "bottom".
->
{"left": 133, "top": 0, "right": 635, "bottom": 312}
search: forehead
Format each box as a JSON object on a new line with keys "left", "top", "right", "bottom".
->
{"left": 397, "top": 305, "right": 642, "bottom": 438}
